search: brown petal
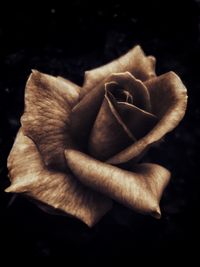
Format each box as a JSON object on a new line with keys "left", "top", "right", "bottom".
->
{"left": 107, "top": 72, "right": 188, "bottom": 164}
{"left": 116, "top": 102, "right": 158, "bottom": 139}
{"left": 6, "top": 130, "right": 112, "bottom": 227}
{"left": 106, "top": 72, "right": 151, "bottom": 112}
{"left": 70, "top": 79, "right": 105, "bottom": 146}
{"left": 65, "top": 149, "right": 171, "bottom": 218}
{"left": 88, "top": 89, "right": 136, "bottom": 161}
{"left": 88, "top": 81, "right": 157, "bottom": 160}
{"left": 57, "top": 75, "right": 81, "bottom": 96}
{"left": 80, "top": 45, "right": 156, "bottom": 98}
{"left": 70, "top": 72, "right": 151, "bottom": 147}
{"left": 21, "top": 70, "right": 80, "bottom": 171}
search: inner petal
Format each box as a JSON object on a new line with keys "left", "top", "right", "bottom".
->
{"left": 88, "top": 79, "right": 158, "bottom": 161}
{"left": 106, "top": 80, "right": 158, "bottom": 139}
{"left": 88, "top": 89, "right": 136, "bottom": 161}
{"left": 116, "top": 102, "right": 158, "bottom": 139}
{"left": 105, "top": 72, "right": 151, "bottom": 112}
{"left": 107, "top": 82, "right": 133, "bottom": 104}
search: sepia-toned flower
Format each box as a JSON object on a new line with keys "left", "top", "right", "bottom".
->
{"left": 6, "top": 45, "right": 187, "bottom": 227}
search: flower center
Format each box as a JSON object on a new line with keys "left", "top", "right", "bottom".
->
{"left": 110, "top": 88, "right": 133, "bottom": 105}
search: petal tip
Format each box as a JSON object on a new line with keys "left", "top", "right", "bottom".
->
{"left": 4, "top": 187, "right": 11, "bottom": 193}
{"left": 83, "top": 217, "right": 98, "bottom": 228}
{"left": 5, "top": 185, "right": 16, "bottom": 193}
{"left": 134, "top": 44, "right": 143, "bottom": 52}
{"left": 151, "top": 206, "right": 161, "bottom": 219}
{"left": 31, "top": 69, "right": 40, "bottom": 76}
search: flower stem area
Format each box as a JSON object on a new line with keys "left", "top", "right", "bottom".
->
{"left": 0, "top": 0, "right": 199, "bottom": 264}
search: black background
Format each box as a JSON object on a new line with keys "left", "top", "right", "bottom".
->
{"left": 0, "top": 0, "right": 199, "bottom": 264}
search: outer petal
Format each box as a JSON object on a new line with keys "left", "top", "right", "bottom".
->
{"left": 80, "top": 45, "right": 156, "bottom": 98}
{"left": 21, "top": 70, "right": 80, "bottom": 171}
{"left": 65, "top": 149, "right": 171, "bottom": 218}
{"left": 107, "top": 72, "right": 188, "bottom": 164}
{"left": 6, "top": 130, "right": 112, "bottom": 227}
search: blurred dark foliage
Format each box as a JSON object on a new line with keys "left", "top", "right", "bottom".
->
{"left": 0, "top": 0, "right": 200, "bottom": 264}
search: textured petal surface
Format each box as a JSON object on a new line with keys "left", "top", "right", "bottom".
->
{"left": 107, "top": 72, "right": 188, "bottom": 164}
{"left": 6, "top": 130, "right": 112, "bottom": 227}
{"left": 21, "top": 70, "right": 80, "bottom": 171}
{"left": 80, "top": 45, "right": 156, "bottom": 98}
{"left": 65, "top": 149, "right": 171, "bottom": 218}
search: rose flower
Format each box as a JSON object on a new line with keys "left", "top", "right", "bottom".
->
{"left": 6, "top": 45, "right": 187, "bottom": 227}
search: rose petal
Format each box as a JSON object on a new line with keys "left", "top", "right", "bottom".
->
{"left": 106, "top": 72, "right": 151, "bottom": 112}
{"left": 70, "top": 72, "right": 151, "bottom": 147}
{"left": 6, "top": 130, "right": 112, "bottom": 227}
{"left": 80, "top": 45, "right": 156, "bottom": 98}
{"left": 65, "top": 149, "right": 171, "bottom": 218}
{"left": 88, "top": 81, "right": 157, "bottom": 160}
{"left": 57, "top": 75, "right": 81, "bottom": 96}
{"left": 115, "top": 102, "right": 158, "bottom": 139}
{"left": 88, "top": 89, "right": 136, "bottom": 161}
{"left": 21, "top": 70, "right": 80, "bottom": 171}
{"left": 70, "top": 79, "right": 105, "bottom": 147}
{"left": 107, "top": 72, "right": 188, "bottom": 164}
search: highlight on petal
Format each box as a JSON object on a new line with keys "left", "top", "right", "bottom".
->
{"left": 21, "top": 70, "right": 80, "bottom": 171}
{"left": 80, "top": 45, "right": 156, "bottom": 98}
{"left": 107, "top": 72, "right": 188, "bottom": 164}
{"left": 6, "top": 130, "right": 112, "bottom": 227}
{"left": 65, "top": 149, "right": 171, "bottom": 218}
{"left": 57, "top": 75, "right": 81, "bottom": 96}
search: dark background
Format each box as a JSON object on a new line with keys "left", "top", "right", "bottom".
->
{"left": 0, "top": 0, "right": 199, "bottom": 264}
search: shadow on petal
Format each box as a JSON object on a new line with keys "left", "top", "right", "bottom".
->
{"left": 21, "top": 70, "right": 80, "bottom": 171}
{"left": 107, "top": 72, "right": 188, "bottom": 164}
{"left": 106, "top": 72, "right": 151, "bottom": 112}
{"left": 65, "top": 149, "right": 170, "bottom": 218}
{"left": 88, "top": 91, "right": 135, "bottom": 161}
{"left": 116, "top": 102, "right": 158, "bottom": 139}
{"left": 6, "top": 130, "right": 112, "bottom": 227}
{"left": 70, "top": 79, "right": 106, "bottom": 147}
{"left": 71, "top": 72, "right": 152, "bottom": 150}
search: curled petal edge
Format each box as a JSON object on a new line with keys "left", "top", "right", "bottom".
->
{"left": 107, "top": 72, "right": 188, "bottom": 164}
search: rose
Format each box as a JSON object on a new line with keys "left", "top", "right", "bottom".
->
{"left": 6, "top": 45, "right": 187, "bottom": 227}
